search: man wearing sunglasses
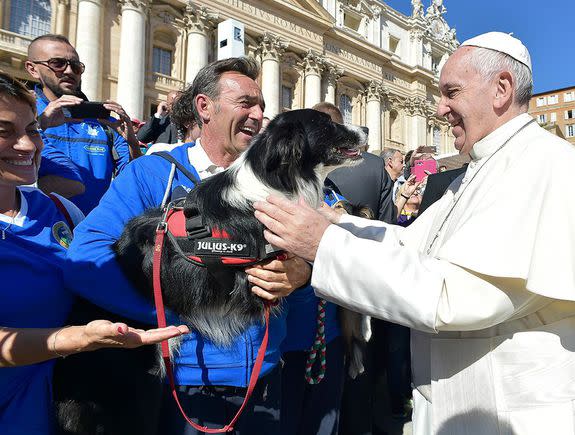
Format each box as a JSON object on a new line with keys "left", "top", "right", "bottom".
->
{"left": 25, "top": 34, "right": 141, "bottom": 215}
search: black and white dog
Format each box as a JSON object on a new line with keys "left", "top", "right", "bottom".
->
{"left": 113, "top": 109, "right": 366, "bottom": 347}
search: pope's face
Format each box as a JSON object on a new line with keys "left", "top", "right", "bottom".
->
{"left": 436, "top": 47, "right": 497, "bottom": 155}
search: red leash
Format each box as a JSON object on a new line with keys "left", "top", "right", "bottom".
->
{"left": 153, "top": 224, "right": 270, "bottom": 433}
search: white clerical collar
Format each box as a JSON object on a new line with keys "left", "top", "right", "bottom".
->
{"left": 470, "top": 113, "right": 533, "bottom": 161}
{"left": 187, "top": 138, "right": 224, "bottom": 180}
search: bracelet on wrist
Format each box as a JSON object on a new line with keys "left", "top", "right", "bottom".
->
{"left": 51, "top": 325, "right": 72, "bottom": 358}
{"left": 400, "top": 193, "right": 410, "bottom": 200}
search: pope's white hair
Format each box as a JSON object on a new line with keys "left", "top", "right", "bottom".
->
{"left": 466, "top": 47, "right": 533, "bottom": 108}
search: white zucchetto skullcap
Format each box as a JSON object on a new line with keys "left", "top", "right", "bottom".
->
{"left": 461, "top": 32, "right": 532, "bottom": 72}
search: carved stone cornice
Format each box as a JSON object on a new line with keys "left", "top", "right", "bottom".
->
{"left": 118, "top": 0, "right": 150, "bottom": 13}
{"left": 182, "top": 4, "right": 218, "bottom": 35}
{"left": 298, "top": 50, "right": 325, "bottom": 76}
{"left": 387, "top": 93, "right": 404, "bottom": 107}
{"left": 363, "top": 80, "right": 387, "bottom": 102}
{"left": 404, "top": 96, "right": 431, "bottom": 116}
{"left": 256, "top": 33, "right": 288, "bottom": 62}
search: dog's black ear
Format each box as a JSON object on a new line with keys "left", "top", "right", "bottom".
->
{"left": 260, "top": 120, "right": 307, "bottom": 172}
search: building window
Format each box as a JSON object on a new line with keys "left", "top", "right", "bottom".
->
{"left": 550, "top": 112, "right": 557, "bottom": 123}
{"left": 566, "top": 125, "right": 575, "bottom": 138}
{"left": 537, "top": 114, "right": 547, "bottom": 124}
{"left": 565, "top": 91, "right": 575, "bottom": 103}
{"left": 343, "top": 13, "right": 362, "bottom": 32}
{"left": 152, "top": 47, "right": 172, "bottom": 76}
{"left": 536, "top": 97, "right": 546, "bottom": 107}
{"left": 9, "top": 0, "right": 51, "bottom": 38}
{"left": 389, "top": 36, "right": 400, "bottom": 55}
{"left": 565, "top": 110, "right": 575, "bottom": 120}
{"left": 547, "top": 94, "right": 558, "bottom": 105}
{"left": 339, "top": 94, "right": 352, "bottom": 125}
{"left": 282, "top": 85, "right": 293, "bottom": 110}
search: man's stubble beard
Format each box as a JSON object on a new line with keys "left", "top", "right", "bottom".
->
{"left": 42, "top": 72, "right": 82, "bottom": 99}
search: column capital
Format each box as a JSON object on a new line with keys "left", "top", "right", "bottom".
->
{"left": 58, "top": 0, "right": 71, "bottom": 6}
{"left": 256, "top": 33, "right": 288, "bottom": 62}
{"left": 409, "top": 28, "right": 424, "bottom": 42}
{"left": 182, "top": 4, "right": 218, "bottom": 35}
{"left": 364, "top": 80, "right": 387, "bottom": 102}
{"left": 323, "top": 63, "right": 344, "bottom": 86}
{"left": 118, "top": 0, "right": 150, "bottom": 13}
{"left": 298, "top": 50, "right": 325, "bottom": 76}
{"left": 404, "top": 96, "right": 431, "bottom": 116}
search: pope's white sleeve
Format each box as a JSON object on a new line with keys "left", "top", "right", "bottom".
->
{"left": 312, "top": 223, "right": 444, "bottom": 332}
{"left": 312, "top": 224, "right": 544, "bottom": 333}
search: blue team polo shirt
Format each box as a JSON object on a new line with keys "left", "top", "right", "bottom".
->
{"left": 0, "top": 187, "right": 82, "bottom": 435}
{"left": 35, "top": 87, "right": 131, "bottom": 215}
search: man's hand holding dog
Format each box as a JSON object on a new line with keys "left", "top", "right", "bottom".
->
{"left": 253, "top": 196, "right": 332, "bottom": 263}
{"left": 246, "top": 253, "right": 311, "bottom": 302}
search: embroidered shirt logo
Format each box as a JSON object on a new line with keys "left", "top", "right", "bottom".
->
{"left": 52, "top": 221, "right": 73, "bottom": 249}
{"left": 86, "top": 124, "right": 100, "bottom": 137}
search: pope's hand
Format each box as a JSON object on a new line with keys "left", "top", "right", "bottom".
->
{"left": 253, "top": 196, "right": 330, "bottom": 263}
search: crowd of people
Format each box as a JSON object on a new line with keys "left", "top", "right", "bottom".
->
{"left": 1, "top": 29, "right": 575, "bottom": 435}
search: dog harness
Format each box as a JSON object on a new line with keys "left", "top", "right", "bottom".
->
{"left": 151, "top": 152, "right": 281, "bottom": 433}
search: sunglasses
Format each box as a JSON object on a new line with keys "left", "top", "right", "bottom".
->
{"left": 31, "top": 58, "right": 85, "bottom": 74}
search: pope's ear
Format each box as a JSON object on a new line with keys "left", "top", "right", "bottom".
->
{"left": 494, "top": 71, "right": 513, "bottom": 109}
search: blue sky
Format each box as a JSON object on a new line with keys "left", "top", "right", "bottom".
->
{"left": 384, "top": 0, "right": 574, "bottom": 94}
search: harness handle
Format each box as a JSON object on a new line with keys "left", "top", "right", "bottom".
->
{"left": 153, "top": 225, "right": 271, "bottom": 433}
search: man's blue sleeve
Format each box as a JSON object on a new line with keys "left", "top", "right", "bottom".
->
{"left": 38, "top": 134, "right": 83, "bottom": 183}
{"left": 112, "top": 130, "right": 131, "bottom": 174}
{"left": 65, "top": 157, "right": 168, "bottom": 324}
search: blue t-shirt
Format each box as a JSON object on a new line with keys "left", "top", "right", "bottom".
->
{"left": 35, "top": 87, "right": 131, "bottom": 215}
{"left": 65, "top": 142, "right": 287, "bottom": 387}
{"left": 0, "top": 187, "right": 82, "bottom": 435}
{"left": 281, "top": 189, "right": 343, "bottom": 353}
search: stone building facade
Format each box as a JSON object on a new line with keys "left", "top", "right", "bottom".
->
{"left": 0, "top": 0, "right": 458, "bottom": 153}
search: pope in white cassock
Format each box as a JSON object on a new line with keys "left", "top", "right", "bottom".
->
{"left": 253, "top": 32, "right": 575, "bottom": 434}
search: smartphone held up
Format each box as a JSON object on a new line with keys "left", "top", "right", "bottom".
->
{"left": 64, "top": 102, "right": 110, "bottom": 120}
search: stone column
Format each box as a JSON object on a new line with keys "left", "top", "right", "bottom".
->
{"left": 409, "top": 29, "right": 424, "bottom": 67}
{"left": 55, "top": 0, "right": 70, "bottom": 35}
{"left": 257, "top": 33, "right": 288, "bottom": 118}
{"left": 404, "top": 96, "right": 430, "bottom": 149}
{"left": 365, "top": 81, "right": 386, "bottom": 151}
{"left": 116, "top": 0, "right": 149, "bottom": 120}
{"left": 183, "top": 5, "right": 217, "bottom": 85}
{"left": 299, "top": 51, "right": 324, "bottom": 108}
{"left": 76, "top": 0, "right": 104, "bottom": 100}
{"left": 323, "top": 64, "right": 343, "bottom": 105}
